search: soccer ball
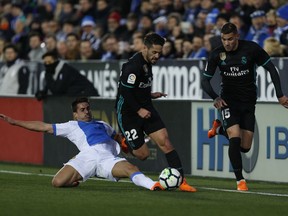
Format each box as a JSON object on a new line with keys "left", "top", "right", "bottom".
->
{"left": 159, "top": 167, "right": 182, "bottom": 190}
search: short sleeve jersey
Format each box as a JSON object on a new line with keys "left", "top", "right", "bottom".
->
{"left": 116, "top": 52, "right": 153, "bottom": 113}
{"left": 204, "top": 40, "right": 271, "bottom": 103}
{"left": 52, "top": 120, "right": 116, "bottom": 151}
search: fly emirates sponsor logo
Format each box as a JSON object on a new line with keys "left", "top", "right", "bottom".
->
{"left": 223, "top": 66, "right": 249, "bottom": 77}
{"left": 139, "top": 78, "right": 152, "bottom": 88}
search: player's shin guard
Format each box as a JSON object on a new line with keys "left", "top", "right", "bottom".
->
{"left": 228, "top": 137, "right": 244, "bottom": 181}
{"left": 165, "top": 150, "right": 184, "bottom": 178}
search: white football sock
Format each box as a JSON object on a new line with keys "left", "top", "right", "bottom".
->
{"left": 130, "top": 171, "right": 155, "bottom": 190}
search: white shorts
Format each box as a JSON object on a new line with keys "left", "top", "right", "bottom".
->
{"left": 65, "top": 141, "right": 126, "bottom": 182}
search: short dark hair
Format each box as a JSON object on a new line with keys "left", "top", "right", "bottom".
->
{"left": 221, "top": 22, "right": 238, "bottom": 35}
{"left": 143, "top": 32, "right": 165, "bottom": 48}
{"left": 71, "top": 97, "right": 90, "bottom": 112}
{"left": 66, "top": 32, "right": 79, "bottom": 40}
{"left": 3, "top": 44, "right": 18, "bottom": 53}
{"left": 42, "top": 51, "right": 58, "bottom": 60}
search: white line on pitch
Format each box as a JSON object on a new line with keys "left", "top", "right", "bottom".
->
{"left": 1, "top": 169, "right": 288, "bottom": 197}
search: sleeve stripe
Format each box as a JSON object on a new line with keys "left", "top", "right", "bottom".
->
{"left": 203, "top": 72, "right": 213, "bottom": 78}
{"left": 121, "top": 81, "right": 134, "bottom": 88}
{"left": 262, "top": 58, "right": 271, "bottom": 66}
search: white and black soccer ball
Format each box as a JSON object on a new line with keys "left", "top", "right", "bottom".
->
{"left": 159, "top": 167, "right": 182, "bottom": 190}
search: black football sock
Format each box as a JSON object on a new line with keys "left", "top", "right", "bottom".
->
{"left": 165, "top": 150, "right": 184, "bottom": 177}
{"left": 228, "top": 137, "right": 244, "bottom": 181}
{"left": 219, "top": 126, "right": 229, "bottom": 139}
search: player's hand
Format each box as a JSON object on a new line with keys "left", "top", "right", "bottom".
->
{"left": 151, "top": 92, "right": 167, "bottom": 99}
{"left": 137, "top": 108, "right": 151, "bottom": 119}
{"left": 278, "top": 95, "right": 288, "bottom": 109}
{"left": 213, "top": 97, "right": 227, "bottom": 109}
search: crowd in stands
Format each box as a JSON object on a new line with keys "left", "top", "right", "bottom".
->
{"left": 0, "top": 0, "right": 288, "bottom": 62}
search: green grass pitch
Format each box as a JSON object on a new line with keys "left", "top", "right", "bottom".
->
{"left": 0, "top": 163, "right": 288, "bottom": 216}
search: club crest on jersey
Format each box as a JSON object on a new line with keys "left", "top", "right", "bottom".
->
{"left": 143, "top": 64, "right": 149, "bottom": 75}
{"left": 241, "top": 56, "right": 247, "bottom": 64}
{"left": 127, "top": 74, "right": 136, "bottom": 84}
{"left": 219, "top": 52, "right": 226, "bottom": 61}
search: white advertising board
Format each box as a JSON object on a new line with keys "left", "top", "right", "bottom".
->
{"left": 191, "top": 101, "right": 288, "bottom": 182}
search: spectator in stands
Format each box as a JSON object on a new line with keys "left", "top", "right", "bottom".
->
{"left": 76, "top": 0, "right": 97, "bottom": 24}
{"left": 11, "top": 16, "right": 29, "bottom": 59}
{"left": 229, "top": 12, "right": 248, "bottom": 39}
{"left": 263, "top": 36, "right": 284, "bottom": 57}
{"left": 44, "top": 34, "right": 58, "bottom": 54}
{"left": 80, "top": 15, "right": 98, "bottom": 51}
{"left": 122, "top": 13, "right": 139, "bottom": 43}
{"left": 106, "top": 11, "right": 126, "bottom": 40}
{"left": 138, "top": 14, "right": 154, "bottom": 35}
{"left": 56, "top": 40, "right": 68, "bottom": 59}
{"left": 121, "top": 31, "right": 144, "bottom": 59}
{"left": 183, "top": 0, "right": 201, "bottom": 23}
{"left": 36, "top": 51, "right": 99, "bottom": 100}
{"left": 94, "top": 0, "right": 111, "bottom": 29}
{"left": 161, "top": 39, "right": 176, "bottom": 59}
{"left": 36, "top": 0, "right": 56, "bottom": 21}
{"left": 28, "top": 32, "right": 47, "bottom": 61}
{"left": 174, "top": 37, "right": 184, "bottom": 59}
{"left": 245, "top": 10, "right": 270, "bottom": 48}
{"left": 0, "top": 44, "right": 30, "bottom": 95}
{"left": 189, "top": 35, "right": 207, "bottom": 59}
{"left": 0, "top": 37, "right": 6, "bottom": 61}
{"left": 56, "top": 20, "right": 75, "bottom": 42}
{"left": 65, "top": 32, "right": 80, "bottom": 60}
{"left": 55, "top": 0, "right": 78, "bottom": 26}
{"left": 29, "top": 19, "right": 44, "bottom": 39}
{"left": 269, "top": 0, "right": 287, "bottom": 9}
{"left": 274, "top": 3, "right": 288, "bottom": 55}
{"left": 266, "top": 9, "right": 278, "bottom": 35}
{"left": 166, "top": 12, "right": 182, "bottom": 38}
{"left": 40, "top": 20, "right": 51, "bottom": 37}
{"left": 202, "top": 33, "right": 214, "bottom": 58}
{"left": 158, "top": 0, "right": 174, "bottom": 17}
{"left": 200, "top": 0, "right": 220, "bottom": 34}
{"left": 251, "top": 0, "right": 272, "bottom": 12}
{"left": 182, "top": 38, "right": 193, "bottom": 59}
{"left": 153, "top": 16, "right": 168, "bottom": 38}
{"left": 211, "top": 13, "right": 230, "bottom": 36}
{"left": 79, "top": 39, "right": 101, "bottom": 61}
{"left": 48, "top": 20, "right": 61, "bottom": 40}
{"left": 193, "top": 10, "right": 207, "bottom": 36}
{"left": 173, "top": 0, "right": 185, "bottom": 14}
{"left": 0, "top": 15, "right": 14, "bottom": 41}
{"left": 100, "top": 33, "right": 121, "bottom": 60}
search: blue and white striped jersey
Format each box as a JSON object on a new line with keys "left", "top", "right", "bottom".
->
{"left": 52, "top": 120, "right": 117, "bottom": 151}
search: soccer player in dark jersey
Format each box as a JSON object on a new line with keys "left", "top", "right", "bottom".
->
{"left": 201, "top": 22, "right": 288, "bottom": 191}
{"left": 115, "top": 32, "right": 196, "bottom": 192}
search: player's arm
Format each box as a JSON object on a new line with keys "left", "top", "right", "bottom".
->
{"left": 0, "top": 114, "right": 54, "bottom": 134}
{"left": 263, "top": 60, "right": 288, "bottom": 108}
{"left": 201, "top": 74, "right": 219, "bottom": 100}
{"left": 151, "top": 92, "right": 167, "bottom": 99}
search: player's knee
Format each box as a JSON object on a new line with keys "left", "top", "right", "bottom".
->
{"left": 136, "top": 154, "right": 149, "bottom": 161}
{"left": 240, "top": 147, "right": 250, "bottom": 153}
{"left": 134, "top": 149, "right": 150, "bottom": 160}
